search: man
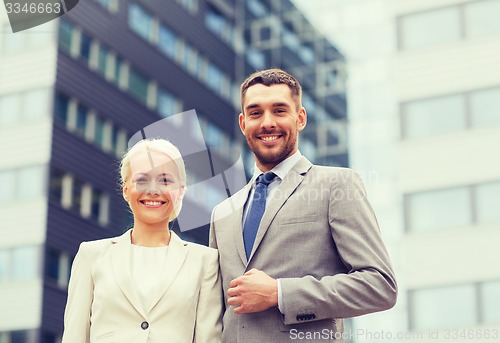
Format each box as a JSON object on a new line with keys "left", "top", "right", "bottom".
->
{"left": 209, "top": 69, "right": 396, "bottom": 342}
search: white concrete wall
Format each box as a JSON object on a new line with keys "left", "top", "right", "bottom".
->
{"left": 0, "top": 11, "right": 58, "bottom": 332}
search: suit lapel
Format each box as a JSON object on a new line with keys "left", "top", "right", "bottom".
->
{"left": 232, "top": 183, "right": 253, "bottom": 265}
{"left": 110, "top": 229, "right": 146, "bottom": 318}
{"left": 247, "top": 157, "right": 313, "bottom": 264}
{"left": 146, "top": 231, "right": 188, "bottom": 313}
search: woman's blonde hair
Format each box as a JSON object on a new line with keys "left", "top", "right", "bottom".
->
{"left": 120, "top": 138, "right": 187, "bottom": 222}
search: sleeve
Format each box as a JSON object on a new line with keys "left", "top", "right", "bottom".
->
{"left": 194, "top": 249, "right": 223, "bottom": 343}
{"left": 61, "top": 242, "right": 94, "bottom": 343}
{"left": 280, "top": 169, "right": 397, "bottom": 325}
{"left": 208, "top": 207, "right": 218, "bottom": 249}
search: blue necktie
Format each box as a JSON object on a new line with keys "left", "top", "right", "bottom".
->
{"left": 243, "top": 172, "right": 276, "bottom": 260}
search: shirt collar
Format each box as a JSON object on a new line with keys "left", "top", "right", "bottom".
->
{"left": 252, "top": 150, "right": 302, "bottom": 183}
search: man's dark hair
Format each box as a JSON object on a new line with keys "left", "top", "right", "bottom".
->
{"left": 240, "top": 68, "right": 302, "bottom": 113}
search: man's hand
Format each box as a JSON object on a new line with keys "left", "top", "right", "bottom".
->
{"left": 227, "top": 268, "right": 278, "bottom": 314}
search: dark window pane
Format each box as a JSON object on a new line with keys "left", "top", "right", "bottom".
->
{"left": 80, "top": 33, "right": 92, "bottom": 63}
{"left": 54, "top": 94, "right": 69, "bottom": 124}
{"left": 59, "top": 20, "right": 73, "bottom": 52}
{"left": 128, "top": 69, "right": 149, "bottom": 104}
{"left": 45, "top": 250, "right": 59, "bottom": 280}
{"left": 76, "top": 104, "right": 88, "bottom": 136}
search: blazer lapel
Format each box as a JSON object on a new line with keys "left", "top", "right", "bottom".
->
{"left": 247, "top": 157, "right": 313, "bottom": 263}
{"left": 146, "top": 231, "right": 188, "bottom": 313}
{"left": 110, "top": 229, "right": 146, "bottom": 318}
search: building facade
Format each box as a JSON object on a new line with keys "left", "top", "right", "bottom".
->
{"left": 0, "top": 0, "right": 346, "bottom": 342}
{"left": 294, "top": 0, "right": 500, "bottom": 342}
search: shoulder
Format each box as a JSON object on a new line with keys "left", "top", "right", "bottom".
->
{"left": 184, "top": 241, "right": 218, "bottom": 260}
{"left": 77, "top": 231, "right": 125, "bottom": 256}
{"left": 308, "top": 165, "right": 360, "bottom": 182}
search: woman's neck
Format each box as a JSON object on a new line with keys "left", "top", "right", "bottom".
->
{"left": 130, "top": 222, "right": 171, "bottom": 247}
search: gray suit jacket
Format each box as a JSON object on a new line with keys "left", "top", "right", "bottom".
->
{"left": 209, "top": 156, "right": 397, "bottom": 342}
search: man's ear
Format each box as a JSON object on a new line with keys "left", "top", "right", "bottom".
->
{"left": 238, "top": 112, "right": 245, "bottom": 134}
{"left": 297, "top": 106, "right": 307, "bottom": 132}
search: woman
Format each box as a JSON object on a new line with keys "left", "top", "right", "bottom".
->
{"left": 62, "top": 138, "right": 222, "bottom": 343}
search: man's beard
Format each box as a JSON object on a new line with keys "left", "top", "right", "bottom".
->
{"left": 246, "top": 131, "right": 297, "bottom": 168}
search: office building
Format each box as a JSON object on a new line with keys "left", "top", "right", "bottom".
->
{"left": 294, "top": 0, "right": 500, "bottom": 341}
{"left": 0, "top": 0, "right": 346, "bottom": 341}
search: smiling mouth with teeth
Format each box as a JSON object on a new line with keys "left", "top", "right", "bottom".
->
{"left": 260, "top": 135, "right": 282, "bottom": 143}
{"left": 139, "top": 200, "right": 167, "bottom": 207}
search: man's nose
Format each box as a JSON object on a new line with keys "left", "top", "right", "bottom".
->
{"left": 260, "top": 112, "right": 276, "bottom": 129}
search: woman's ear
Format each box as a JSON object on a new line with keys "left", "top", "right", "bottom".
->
{"left": 122, "top": 183, "right": 129, "bottom": 202}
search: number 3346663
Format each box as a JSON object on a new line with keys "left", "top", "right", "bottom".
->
{"left": 5, "top": 2, "right": 62, "bottom": 14}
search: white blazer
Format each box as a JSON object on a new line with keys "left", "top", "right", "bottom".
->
{"left": 62, "top": 229, "right": 223, "bottom": 343}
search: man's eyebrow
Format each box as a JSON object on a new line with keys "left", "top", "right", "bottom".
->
{"left": 272, "top": 102, "right": 290, "bottom": 107}
{"left": 245, "top": 103, "right": 260, "bottom": 111}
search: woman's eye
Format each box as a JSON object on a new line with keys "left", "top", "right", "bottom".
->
{"left": 135, "top": 178, "right": 148, "bottom": 184}
{"left": 159, "top": 178, "right": 173, "bottom": 184}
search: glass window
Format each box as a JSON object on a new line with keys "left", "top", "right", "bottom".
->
{"left": 23, "top": 89, "right": 49, "bottom": 120}
{"left": 80, "top": 32, "right": 92, "bottom": 64}
{"left": 18, "top": 165, "right": 45, "bottom": 199}
{"left": 465, "top": 0, "right": 500, "bottom": 38}
{"left": 54, "top": 93, "right": 69, "bottom": 125}
{"left": 0, "top": 170, "right": 16, "bottom": 203}
{"left": 2, "top": 23, "right": 24, "bottom": 52}
{"left": 406, "top": 187, "right": 471, "bottom": 232}
{"left": 97, "top": 45, "right": 109, "bottom": 77}
{"left": 72, "top": 178, "right": 84, "bottom": 211}
{"left": 411, "top": 284, "right": 477, "bottom": 329}
{"left": 45, "top": 250, "right": 60, "bottom": 281}
{"left": 246, "top": 48, "right": 265, "bottom": 70}
{"left": 247, "top": 0, "right": 267, "bottom": 17}
{"left": 158, "top": 25, "right": 177, "bottom": 59}
{"left": 90, "top": 188, "right": 102, "bottom": 221}
{"left": 183, "top": 42, "right": 199, "bottom": 75}
{"left": 94, "top": 116, "right": 105, "bottom": 148}
{"left": 110, "top": 124, "right": 119, "bottom": 153}
{"left": 402, "top": 95, "right": 466, "bottom": 139}
{"left": 114, "top": 56, "right": 123, "bottom": 86}
{"left": 176, "top": 0, "right": 197, "bottom": 13}
{"left": 399, "top": 7, "right": 461, "bottom": 50}
{"left": 49, "top": 168, "right": 65, "bottom": 203}
{"left": 157, "top": 88, "right": 179, "bottom": 117}
{"left": 10, "top": 330, "right": 29, "bottom": 343}
{"left": 0, "top": 93, "right": 20, "bottom": 124}
{"left": 96, "top": 0, "right": 117, "bottom": 12}
{"left": 0, "top": 250, "right": 10, "bottom": 280}
{"left": 481, "top": 280, "right": 500, "bottom": 323}
{"left": 11, "top": 246, "right": 39, "bottom": 280}
{"left": 128, "top": 69, "right": 149, "bottom": 104}
{"left": 206, "top": 62, "right": 224, "bottom": 94}
{"left": 58, "top": 20, "right": 74, "bottom": 53}
{"left": 128, "top": 3, "right": 152, "bottom": 41}
{"left": 204, "top": 121, "right": 224, "bottom": 147}
{"left": 476, "top": 181, "right": 500, "bottom": 224}
{"left": 76, "top": 104, "right": 88, "bottom": 136}
{"left": 205, "top": 6, "right": 233, "bottom": 44}
{"left": 470, "top": 87, "right": 500, "bottom": 128}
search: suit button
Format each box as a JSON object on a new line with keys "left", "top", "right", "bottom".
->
{"left": 141, "top": 321, "right": 149, "bottom": 330}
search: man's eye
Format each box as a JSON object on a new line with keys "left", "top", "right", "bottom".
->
{"left": 249, "top": 111, "right": 261, "bottom": 116}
